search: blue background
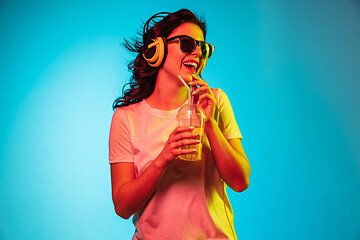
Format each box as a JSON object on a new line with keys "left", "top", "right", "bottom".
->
{"left": 1, "top": 0, "right": 359, "bottom": 239}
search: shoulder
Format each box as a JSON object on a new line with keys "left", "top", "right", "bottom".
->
{"left": 111, "top": 101, "right": 143, "bottom": 128}
{"left": 211, "top": 88, "right": 229, "bottom": 103}
{"left": 211, "top": 88, "right": 226, "bottom": 96}
{"left": 113, "top": 101, "right": 144, "bottom": 117}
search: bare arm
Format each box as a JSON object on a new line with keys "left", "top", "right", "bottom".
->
{"left": 111, "top": 161, "right": 166, "bottom": 219}
{"left": 110, "top": 126, "right": 200, "bottom": 219}
{"left": 190, "top": 75, "right": 251, "bottom": 192}
{"left": 204, "top": 118, "right": 250, "bottom": 192}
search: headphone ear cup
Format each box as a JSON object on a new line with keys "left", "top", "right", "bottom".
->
{"left": 143, "top": 37, "right": 166, "bottom": 67}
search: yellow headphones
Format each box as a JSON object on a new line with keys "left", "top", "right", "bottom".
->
{"left": 142, "top": 37, "right": 166, "bottom": 68}
{"left": 143, "top": 36, "right": 206, "bottom": 74}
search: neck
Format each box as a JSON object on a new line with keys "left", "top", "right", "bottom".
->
{"left": 146, "top": 73, "right": 189, "bottom": 111}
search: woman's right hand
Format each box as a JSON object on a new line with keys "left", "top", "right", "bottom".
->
{"left": 154, "top": 126, "right": 200, "bottom": 168}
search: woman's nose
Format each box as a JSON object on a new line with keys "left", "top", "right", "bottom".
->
{"left": 191, "top": 44, "right": 202, "bottom": 57}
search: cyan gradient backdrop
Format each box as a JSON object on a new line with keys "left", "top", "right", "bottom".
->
{"left": 1, "top": 0, "right": 359, "bottom": 239}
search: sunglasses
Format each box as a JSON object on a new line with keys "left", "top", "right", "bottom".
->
{"left": 166, "top": 35, "right": 215, "bottom": 59}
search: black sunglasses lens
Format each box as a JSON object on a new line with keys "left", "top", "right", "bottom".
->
{"left": 179, "top": 36, "right": 213, "bottom": 59}
{"left": 208, "top": 45, "right": 213, "bottom": 58}
{"left": 180, "top": 37, "right": 196, "bottom": 53}
{"left": 201, "top": 43, "right": 213, "bottom": 59}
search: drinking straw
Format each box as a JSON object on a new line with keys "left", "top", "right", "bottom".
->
{"left": 178, "top": 75, "right": 192, "bottom": 110}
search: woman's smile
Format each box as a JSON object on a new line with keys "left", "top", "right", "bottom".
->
{"left": 183, "top": 59, "right": 199, "bottom": 74}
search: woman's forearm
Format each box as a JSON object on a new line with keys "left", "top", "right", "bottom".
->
{"left": 112, "top": 160, "right": 168, "bottom": 219}
{"left": 204, "top": 118, "right": 251, "bottom": 192}
{"left": 112, "top": 125, "right": 201, "bottom": 219}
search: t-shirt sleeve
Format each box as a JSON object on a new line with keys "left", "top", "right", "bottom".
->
{"left": 108, "top": 108, "right": 134, "bottom": 164}
{"left": 215, "top": 89, "right": 243, "bottom": 140}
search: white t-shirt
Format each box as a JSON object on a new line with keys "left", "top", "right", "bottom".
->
{"left": 109, "top": 88, "right": 242, "bottom": 240}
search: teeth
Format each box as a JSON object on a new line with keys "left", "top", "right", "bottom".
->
{"left": 184, "top": 62, "right": 198, "bottom": 69}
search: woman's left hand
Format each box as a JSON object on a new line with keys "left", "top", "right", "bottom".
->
{"left": 189, "top": 74, "right": 216, "bottom": 122}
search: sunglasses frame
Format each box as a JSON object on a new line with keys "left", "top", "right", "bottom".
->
{"left": 166, "top": 35, "right": 214, "bottom": 59}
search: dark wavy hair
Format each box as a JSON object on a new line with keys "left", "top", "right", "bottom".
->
{"left": 112, "top": 9, "right": 206, "bottom": 110}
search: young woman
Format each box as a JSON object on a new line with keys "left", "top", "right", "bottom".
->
{"left": 109, "top": 9, "right": 251, "bottom": 239}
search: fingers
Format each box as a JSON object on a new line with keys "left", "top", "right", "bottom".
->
{"left": 173, "top": 126, "right": 195, "bottom": 134}
{"left": 159, "top": 126, "right": 202, "bottom": 165}
{"left": 188, "top": 79, "right": 207, "bottom": 87}
{"left": 171, "top": 126, "right": 201, "bottom": 151}
{"left": 189, "top": 74, "right": 204, "bottom": 83}
{"left": 174, "top": 148, "right": 197, "bottom": 155}
{"left": 198, "top": 92, "right": 215, "bottom": 103}
{"left": 188, "top": 74, "right": 207, "bottom": 85}
{"left": 164, "top": 127, "right": 201, "bottom": 161}
{"left": 188, "top": 75, "right": 214, "bottom": 97}
{"left": 171, "top": 148, "right": 197, "bottom": 157}
{"left": 171, "top": 126, "right": 200, "bottom": 142}
{"left": 192, "top": 86, "right": 209, "bottom": 95}
{"left": 174, "top": 139, "right": 201, "bottom": 148}
{"left": 171, "top": 138, "right": 201, "bottom": 157}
